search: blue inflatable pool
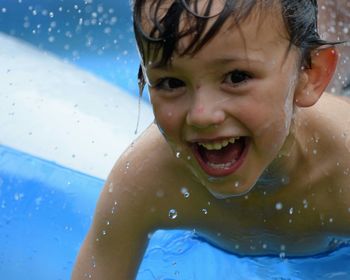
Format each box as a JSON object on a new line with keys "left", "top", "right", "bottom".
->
{"left": 2, "top": 145, "right": 350, "bottom": 280}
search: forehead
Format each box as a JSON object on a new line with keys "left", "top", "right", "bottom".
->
{"left": 137, "top": 0, "right": 288, "bottom": 65}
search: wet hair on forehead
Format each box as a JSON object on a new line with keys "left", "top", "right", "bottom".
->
{"left": 132, "top": 0, "right": 335, "bottom": 94}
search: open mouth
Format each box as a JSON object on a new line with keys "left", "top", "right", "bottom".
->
{"left": 191, "top": 137, "right": 249, "bottom": 177}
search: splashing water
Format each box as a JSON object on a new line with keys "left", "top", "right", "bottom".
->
{"left": 168, "top": 209, "right": 178, "bottom": 220}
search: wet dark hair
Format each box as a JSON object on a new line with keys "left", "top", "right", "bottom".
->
{"left": 132, "top": 0, "right": 335, "bottom": 94}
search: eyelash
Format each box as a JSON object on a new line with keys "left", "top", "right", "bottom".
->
{"left": 223, "top": 70, "right": 252, "bottom": 87}
{"left": 152, "top": 70, "right": 253, "bottom": 91}
{"left": 153, "top": 78, "right": 186, "bottom": 91}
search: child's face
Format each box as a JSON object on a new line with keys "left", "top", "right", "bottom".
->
{"left": 144, "top": 7, "right": 303, "bottom": 198}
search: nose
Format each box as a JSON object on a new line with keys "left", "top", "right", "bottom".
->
{"left": 186, "top": 87, "right": 226, "bottom": 128}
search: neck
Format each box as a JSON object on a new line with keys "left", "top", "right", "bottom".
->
{"left": 255, "top": 112, "right": 307, "bottom": 193}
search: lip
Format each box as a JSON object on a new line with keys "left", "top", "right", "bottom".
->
{"left": 190, "top": 137, "right": 250, "bottom": 177}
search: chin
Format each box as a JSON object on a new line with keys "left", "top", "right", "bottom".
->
{"left": 205, "top": 180, "right": 257, "bottom": 199}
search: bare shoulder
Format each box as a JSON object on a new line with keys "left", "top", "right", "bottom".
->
{"left": 101, "top": 124, "right": 186, "bottom": 227}
{"left": 303, "top": 93, "right": 350, "bottom": 140}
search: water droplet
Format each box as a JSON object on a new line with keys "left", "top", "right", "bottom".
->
{"left": 202, "top": 208, "right": 208, "bottom": 215}
{"left": 275, "top": 202, "right": 283, "bottom": 210}
{"left": 303, "top": 199, "right": 308, "bottom": 209}
{"left": 168, "top": 209, "right": 178, "bottom": 219}
{"left": 234, "top": 181, "right": 240, "bottom": 188}
{"left": 156, "top": 190, "right": 164, "bottom": 198}
{"left": 14, "top": 193, "right": 24, "bottom": 201}
{"left": 176, "top": 152, "right": 181, "bottom": 158}
{"left": 262, "top": 243, "right": 267, "bottom": 249}
{"left": 111, "top": 203, "right": 117, "bottom": 214}
{"left": 108, "top": 183, "right": 113, "bottom": 193}
{"left": 329, "top": 218, "right": 334, "bottom": 223}
{"left": 181, "top": 187, "right": 190, "bottom": 198}
{"left": 289, "top": 207, "right": 294, "bottom": 215}
{"left": 102, "top": 230, "right": 107, "bottom": 235}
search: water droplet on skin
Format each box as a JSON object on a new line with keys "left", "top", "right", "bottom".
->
{"left": 108, "top": 183, "right": 113, "bottom": 193}
{"left": 303, "top": 199, "right": 308, "bottom": 209}
{"left": 168, "top": 209, "right": 178, "bottom": 219}
{"left": 275, "top": 202, "right": 283, "bottom": 210}
{"left": 329, "top": 218, "right": 334, "bottom": 223}
{"left": 102, "top": 230, "right": 106, "bottom": 235}
{"left": 156, "top": 190, "right": 164, "bottom": 198}
{"left": 176, "top": 152, "right": 181, "bottom": 158}
{"left": 202, "top": 208, "right": 208, "bottom": 215}
{"left": 187, "top": 156, "right": 191, "bottom": 161}
{"left": 181, "top": 187, "right": 190, "bottom": 198}
{"left": 289, "top": 207, "right": 294, "bottom": 215}
{"left": 234, "top": 181, "right": 240, "bottom": 188}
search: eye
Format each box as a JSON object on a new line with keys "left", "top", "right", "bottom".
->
{"left": 224, "top": 70, "right": 252, "bottom": 86}
{"left": 154, "top": 78, "right": 186, "bottom": 91}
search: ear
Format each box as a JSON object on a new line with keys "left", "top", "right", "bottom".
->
{"left": 294, "top": 47, "right": 338, "bottom": 107}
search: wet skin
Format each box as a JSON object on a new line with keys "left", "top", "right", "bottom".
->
{"left": 72, "top": 5, "right": 350, "bottom": 280}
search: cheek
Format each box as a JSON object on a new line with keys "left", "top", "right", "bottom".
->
{"left": 151, "top": 100, "right": 185, "bottom": 136}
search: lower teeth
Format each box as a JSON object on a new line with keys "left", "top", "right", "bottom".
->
{"left": 208, "top": 160, "right": 236, "bottom": 169}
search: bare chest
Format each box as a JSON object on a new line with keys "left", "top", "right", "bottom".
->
{"left": 179, "top": 188, "right": 350, "bottom": 257}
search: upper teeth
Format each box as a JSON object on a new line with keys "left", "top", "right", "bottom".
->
{"left": 199, "top": 137, "right": 239, "bottom": 150}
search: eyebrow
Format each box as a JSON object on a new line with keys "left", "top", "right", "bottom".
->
{"left": 148, "top": 54, "right": 265, "bottom": 71}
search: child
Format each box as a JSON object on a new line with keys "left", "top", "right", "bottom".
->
{"left": 72, "top": 0, "right": 350, "bottom": 279}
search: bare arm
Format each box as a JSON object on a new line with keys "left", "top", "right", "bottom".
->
{"left": 72, "top": 144, "right": 160, "bottom": 279}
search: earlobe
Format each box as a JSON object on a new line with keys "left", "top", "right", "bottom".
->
{"left": 294, "top": 47, "right": 338, "bottom": 107}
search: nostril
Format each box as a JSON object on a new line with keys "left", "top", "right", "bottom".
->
{"left": 195, "top": 105, "right": 205, "bottom": 114}
{"left": 186, "top": 107, "right": 226, "bottom": 128}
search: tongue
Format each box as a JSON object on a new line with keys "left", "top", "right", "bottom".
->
{"left": 200, "top": 140, "right": 244, "bottom": 164}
